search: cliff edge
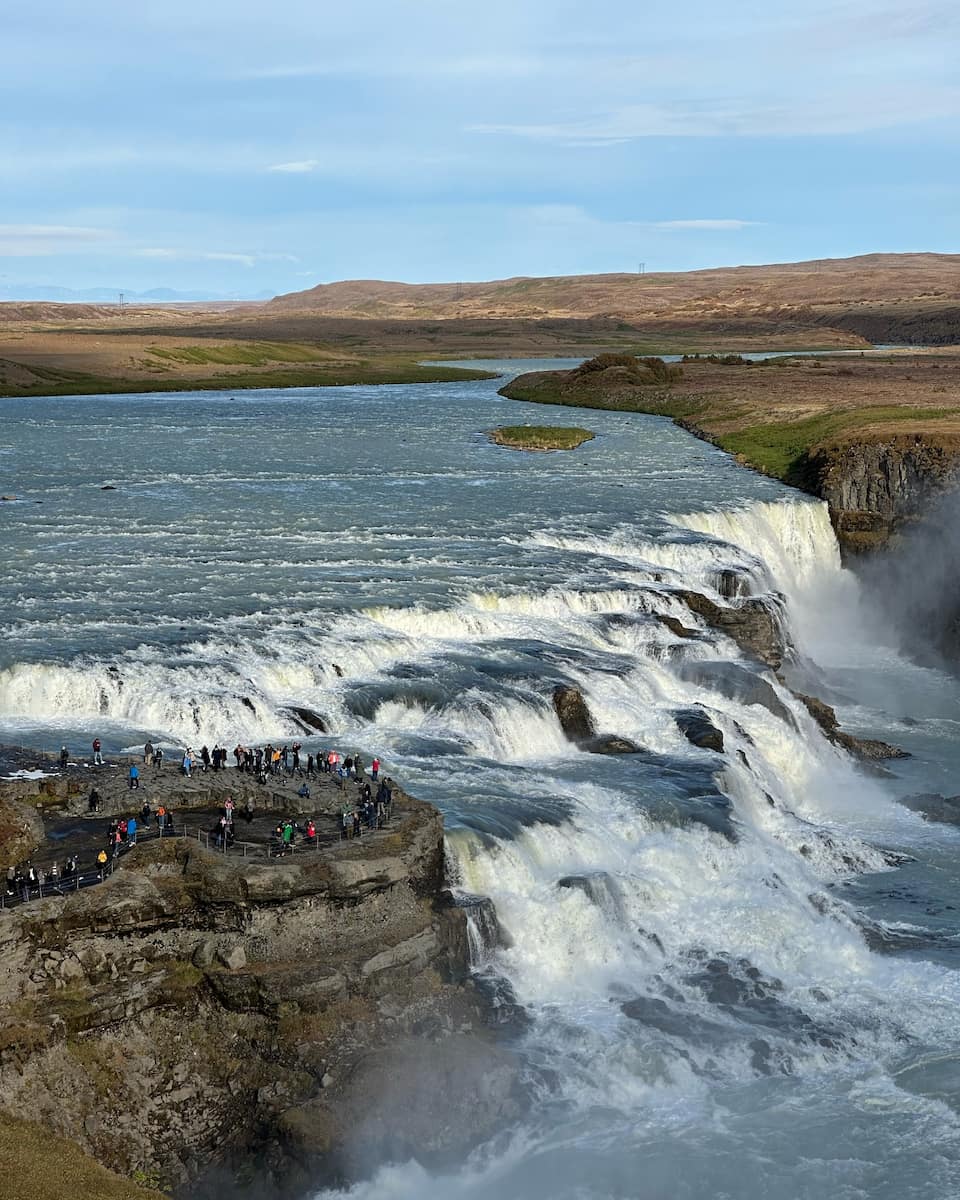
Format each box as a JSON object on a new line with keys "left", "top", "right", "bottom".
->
{"left": 0, "top": 770, "right": 516, "bottom": 1196}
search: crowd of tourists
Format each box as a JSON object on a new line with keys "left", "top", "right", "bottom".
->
{"left": 5, "top": 738, "right": 397, "bottom": 905}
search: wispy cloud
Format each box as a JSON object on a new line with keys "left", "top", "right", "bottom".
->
{"left": 655, "top": 219, "right": 758, "bottom": 231}
{"left": 241, "top": 54, "right": 544, "bottom": 82}
{"left": 138, "top": 248, "right": 299, "bottom": 268}
{"left": 472, "top": 86, "right": 960, "bottom": 142}
{"left": 268, "top": 159, "right": 320, "bottom": 174}
{"left": 0, "top": 224, "right": 117, "bottom": 255}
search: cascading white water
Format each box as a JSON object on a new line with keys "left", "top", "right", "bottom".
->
{"left": 5, "top": 374, "right": 960, "bottom": 1198}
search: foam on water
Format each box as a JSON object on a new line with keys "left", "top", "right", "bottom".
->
{"left": 3, "top": 375, "right": 960, "bottom": 1197}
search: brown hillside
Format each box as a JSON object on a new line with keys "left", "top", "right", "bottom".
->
{"left": 269, "top": 254, "right": 960, "bottom": 326}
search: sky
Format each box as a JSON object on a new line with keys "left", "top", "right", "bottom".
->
{"left": 2, "top": 0, "right": 958, "bottom": 297}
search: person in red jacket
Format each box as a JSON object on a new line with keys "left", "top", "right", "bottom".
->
{"left": 92, "top": 737, "right": 103, "bottom": 766}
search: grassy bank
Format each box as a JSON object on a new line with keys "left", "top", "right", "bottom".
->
{"left": 0, "top": 356, "right": 495, "bottom": 399}
{"left": 489, "top": 424, "right": 596, "bottom": 451}
{"left": 500, "top": 353, "right": 960, "bottom": 486}
{"left": 0, "top": 1113, "right": 163, "bottom": 1200}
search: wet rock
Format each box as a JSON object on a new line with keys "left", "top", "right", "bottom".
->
{"left": 715, "top": 568, "right": 752, "bottom": 598}
{"left": 285, "top": 706, "right": 328, "bottom": 733}
{"left": 240, "top": 697, "right": 257, "bottom": 713}
{"left": 678, "top": 661, "right": 795, "bottom": 727}
{"left": 674, "top": 707, "right": 724, "bottom": 753}
{"left": 552, "top": 685, "right": 595, "bottom": 742}
{"left": 583, "top": 735, "right": 643, "bottom": 755}
{"left": 674, "top": 588, "right": 785, "bottom": 669}
{"left": 793, "top": 691, "right": 909, "bottom": 760}
{"left": 656, "top": 614, "right": 702, "bottom": 640}
{"left": 440, "top": 891, "right": 509, "bottom": 954}
{"left": 100, "top": 485, "right": 117, "bottom": 491}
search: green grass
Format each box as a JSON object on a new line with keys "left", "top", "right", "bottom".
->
{"left": 501, "top": 375, "right": 708, "bottom": 421}
{"left": 490, "top": 424, "right": 596, "bottom": 451}
{"left": 0, "top": 1112, "right": 164, "bottom": 1199}
{"left": 502, "top": 368, "right": 960, "bottom": 485}
{"left": 0, "top": 359, "right": 496, "bottom": 399}
{"left": 716, "top": 406, "right": 960, "bottom": 481}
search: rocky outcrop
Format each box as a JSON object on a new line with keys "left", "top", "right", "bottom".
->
{"left": 0, "top": 788, "right": 515, "bottom": 1195}
{"left": 582, "top": 736, "right": 643, "bottom": 755}
{"left": 674, "top": 708, "right": 725, "bottom": 753}
{"left": 285, "top": 706, "right": 329, "bottom": 733}
{"left": 552, "top": 687, "right": 643, "bottom": 754}
{"left": 793, "top": 692, "right": 909, "bottom": 760}
{"left": 553, "top": 685, "right": 595, "bottom": 742}
{"left": 803, "top": 437, "right": 960, "bottom": 553}
{"left": 0, "top": 793, "right": 45, "bottom": 864}
{"left": 678, "top": 661, "right": 795, "bottom": 727}
{"left": 674, "top": 589, "right": 785, "bottom": 670}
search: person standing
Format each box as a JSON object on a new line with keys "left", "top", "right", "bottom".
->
{"left": 92, "top": 737, "right": 103, "bottom": 766}
{"left": 144, "top": 740, "right": 154, "bottom": 767}
{"left": 371, "top": 756, "right": 380, "bottom": 781}
{"left": 127, "top": 815, "right": 137, "bottom": 845}
{"left": 129, "top": 764, "right": 140, "bottom": 790}
{"left": 59, "top": 746, "right": 69, "bottom": 769}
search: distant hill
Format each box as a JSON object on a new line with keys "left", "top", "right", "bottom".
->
{"left": 267, "top": 253, "right": 960, "bottom": 343}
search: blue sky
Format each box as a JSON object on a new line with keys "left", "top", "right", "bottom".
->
{"left": 2, "top": 0, "right": 957, "bottom": 296}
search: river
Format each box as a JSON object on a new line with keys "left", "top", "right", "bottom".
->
{"left": 2, "top": 361, "right": 960, "bottom": 1198}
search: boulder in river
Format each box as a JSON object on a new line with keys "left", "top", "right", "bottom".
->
{"left": 553, "top": 685, "right": 596, "bottom": 742}
{"left": 285, "top": 705, "right": 328, "bottom": 733}
{"left": 583, "top": 736, "right": 643, "bottom": 755}
{"left": 675, "top": 707, "right": 725, "bottom": 752}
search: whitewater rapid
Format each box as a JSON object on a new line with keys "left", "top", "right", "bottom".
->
{"left": 3, "top": 367, "right": 960, "bottom": 1197}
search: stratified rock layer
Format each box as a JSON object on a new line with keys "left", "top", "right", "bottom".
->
{"left": 0, "top": 781, "right": 517, "bottom": 1195}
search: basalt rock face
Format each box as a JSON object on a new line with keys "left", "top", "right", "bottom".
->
{"left": 793, "top": 691, "right": 909, "bottom": 761}
{"left": 802, "top": 437, "right": 960, "bottom": 554}
{"left": 0, "top": 790, "right": 516, "bottom": 1196}
{"left": 674, "top": 589, "right": 785, "bottom": 671}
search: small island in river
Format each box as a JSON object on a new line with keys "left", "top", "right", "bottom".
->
{"left": 488, "top": 424, "right": 595, "bottom": 452}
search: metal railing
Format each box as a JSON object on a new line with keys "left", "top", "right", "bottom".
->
{"left": 1, "top": 810, "right": 398, "bottom": 909}
{"left": 0, "top": 821, "right": 188, "bottom": 910}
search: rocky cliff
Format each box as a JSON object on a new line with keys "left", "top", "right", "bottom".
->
{"left": 0, "top": 779, "right": 516, "bottom": 1197}
{"left": 799, "top": 435, "right": 960, "bottom": 552}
